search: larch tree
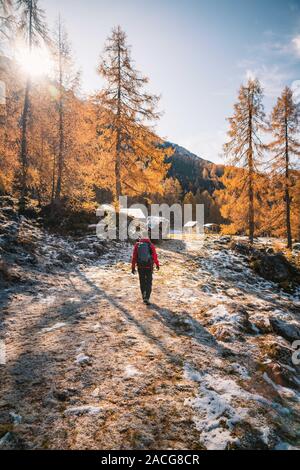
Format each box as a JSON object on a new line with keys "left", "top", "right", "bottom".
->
{"left": 268, "top": 87, "right": 300, "bottom": 249}
{"left": 52, "top": 16, "right": 79, "bottom": 204}
{"left": 223, "top": 78, "right": 266, "bottom": 243}
{"left": 16, "top": 0, "right": 47, "bottom": 211}
{"left": 97, "top": 26, "right": 168, "bottom": 202}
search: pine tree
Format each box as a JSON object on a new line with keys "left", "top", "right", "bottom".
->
{"left": 16, "top": 0, "right": 47, "bottom": 211}
{"left": 268, "top": 87, "right": 300, "bottom": 249}
{"left": 97, "top": 26, "right": 167, "bottom": 201}
{"left": 224, "top": 78, "right": 266, "bottom": 243}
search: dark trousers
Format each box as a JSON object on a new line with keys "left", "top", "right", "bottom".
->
{"left": 138, "top": 268, "right": 153, "bottom": 300}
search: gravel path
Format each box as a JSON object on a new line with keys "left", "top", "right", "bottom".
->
{"left": 1, "top": 238, "right": 300, "bottom": 449}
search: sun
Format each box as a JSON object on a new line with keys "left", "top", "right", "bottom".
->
{"left": 15, "top": 44, "right": 53, "bottom": 78}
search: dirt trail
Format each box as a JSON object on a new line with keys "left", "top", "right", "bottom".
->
{"left": 1, "top": 238, "right": 300, "bottom": 449}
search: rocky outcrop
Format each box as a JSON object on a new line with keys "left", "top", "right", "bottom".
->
{"left": 0, "top": 196, "right": 115, "bottom": 286}
{"left": 269, "top": 317, "right": 300, "bottom": 343}
{"left": 232, "top": 241, "right": 300, "bottom": 290}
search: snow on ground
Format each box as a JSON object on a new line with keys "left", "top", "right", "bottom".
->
{"left": 183, "top": 363, "right": 294, "bottom": 450}
{"left": 0, "top": 232, "right": 300, "bottom": 449}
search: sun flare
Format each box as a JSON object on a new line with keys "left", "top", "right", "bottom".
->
{"left": 15, "top": 45, "right": 53, "bottom": 78}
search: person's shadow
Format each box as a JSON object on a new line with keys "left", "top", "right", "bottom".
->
{"left": 149, "top": 302, "right": 219, "bottom": 350}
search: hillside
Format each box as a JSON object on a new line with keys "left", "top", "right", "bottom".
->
{"left": 164, "top": 142, "right": 225, "bottom": 195}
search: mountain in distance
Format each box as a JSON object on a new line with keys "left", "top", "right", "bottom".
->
{"left": 164, "top": 142, "right": 225, "bottom": 195}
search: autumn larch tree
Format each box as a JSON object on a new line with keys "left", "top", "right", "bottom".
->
{"left": 16, "top": 0, "right": 47, "bottom": 211}
{"left": 97, "top": 26, "right": 168, "bottom": 201}
{"left": 268, "top": 87, "right": 300, "bottom": 249}
{"left": 52, "top": 16, "right": 79, "bottom": 204}
{"left": 223, "top": 78, "right": 266, "bottom": 243}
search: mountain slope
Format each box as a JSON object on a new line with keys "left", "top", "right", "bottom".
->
{"left": 164, "top": 142, "right": 225, "bottom": 194}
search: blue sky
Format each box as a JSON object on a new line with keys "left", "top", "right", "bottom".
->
{"left": 41, "top": 0, "right": 300, "bottom": 163}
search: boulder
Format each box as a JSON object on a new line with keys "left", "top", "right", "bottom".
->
{"left": 57, "top": 252, "right": 74, "bottom": 263}
{"left": 265, "top": 362, "right": 299, "bottom": 389}
{"left": 251, "top": 253, "right": 295, "bottom": 283}
{"left": 269, "top": 317, "right": 300, "bottom": 343}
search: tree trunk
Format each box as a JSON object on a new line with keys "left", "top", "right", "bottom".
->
{"left": 284, "top": 116, "right": 292, "bottom": 249}
{"left": 115, "top": 36, "right": 122, "bottom": 201}
{"left": 19, "top": 0, "right": 33, "bottom": 212}
{"left": 19, "top": 77, "right": 31, "bottom": 211}
{"left": 55, "top": 18, "right": 64, "bottom": 202}
{"left": 51, "top": 153, "right": 56, "bottom": 204}
{"left": 248, "top": 92, "right": 254, "bottom": 244}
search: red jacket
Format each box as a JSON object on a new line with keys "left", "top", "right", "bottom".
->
{"left": 131, "top": 238, "right": 159, "bottom": 270}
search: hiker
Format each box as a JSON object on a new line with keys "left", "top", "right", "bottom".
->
{"left": 131, "top": 236, "right": 160, "bottom": 305}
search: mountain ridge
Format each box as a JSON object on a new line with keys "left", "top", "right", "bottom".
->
{"left": 164, "top": 141, "right": 225, "bottom": 195}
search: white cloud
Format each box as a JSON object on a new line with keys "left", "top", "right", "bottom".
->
{"left": 243, "top": 64, "right": 289, "bottom": 98}
{"left": 246, "top": 69, "right": 256, "bottom": 81}
{"left": 292, "top": 35, "right": 300, "bottom": 57}
{"left": 291, "top": 80, "right": 300, "bottom": 104}
{"left": 180, "top": 129, "right": 227, "bottom": 164}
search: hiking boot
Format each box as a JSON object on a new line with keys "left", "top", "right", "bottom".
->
{"left": 143, "top": 298, "right": 150, "bottom": 305}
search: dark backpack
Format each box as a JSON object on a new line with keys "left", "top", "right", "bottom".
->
{"left": 137, "top": 242, "right": 152, "bottom": 266}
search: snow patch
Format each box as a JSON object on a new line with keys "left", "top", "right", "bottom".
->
{"left": 124, "top": 365, "right": 141, "bottom": 378}
{"left": 42, "top": 322, "right": 66, "bottom": 333}
{"left": 231, "top": 363, "right": 250, "bottom": 379}
{"left": 75, "top": 353, "right": 90, "bottom": 365}
{"left": 207, "top": 304, "right": 242, "bottom": 326}
{"left": 64, "top": 405, "right": 102, "bottom": 416}
{"left": 184, "top": 364, "right": 274, "bottom": 450}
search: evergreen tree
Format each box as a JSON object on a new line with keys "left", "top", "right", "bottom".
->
{"left": 268, "top": 87, "right": 300, "bottom": 248}
{"left": 224, "top": 78, "right": 266, "bottom": 242}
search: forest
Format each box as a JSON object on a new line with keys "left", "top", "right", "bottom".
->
{"left": 0, "top": 0, "right": 299, "bottom": 247}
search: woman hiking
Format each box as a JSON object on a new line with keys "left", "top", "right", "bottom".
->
{"left": 131, "top": 235, "right": 160, "bottom": 305}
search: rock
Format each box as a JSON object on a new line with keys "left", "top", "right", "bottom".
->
{"left": 1, "top": 207, "right": 18, "bottom": 220}
{"left": 265, "top": 362, "right": 299, "bottom": 389}
{"left": 0, "top": 196, "right": 17, "bottom": 208}
{"left": 9, "top": 412, "right": 22, "bottom": 425}
{"left": 210, "top": 323, "right": 235, "bottom": 342}
{"left": 0, "top": 432, "right": 12, "bottom": 448}
{"left": 252, "top": 318, "right": 271, "bottom": 334}
{"left": 57, "top": 252, "right": 73, "bottom": 263}
{"left": 251, "top": 254, "right": 293, "bottom": 283}
{"left": 52, "top": 390, "right": 69, "bottom": 402}
{"left": 269, "top": 317, "right": 300, "bottom": 343}
{"left": 218, "top": 236, "right": 231, "bottom": 244}
{"left": 231, "top": 242, "right": 299, "bottom": 288}
{"left": 75, "top": 353, "right": 91, "bottom": 365}
{"left": 251, "top": 252, "right": 300, "bottom": 289}
{"left": 231, "top": 242, "right": 256, "bottom": 256}
{"left": 263, "top": 342, "right": 293, "bottom": 366}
